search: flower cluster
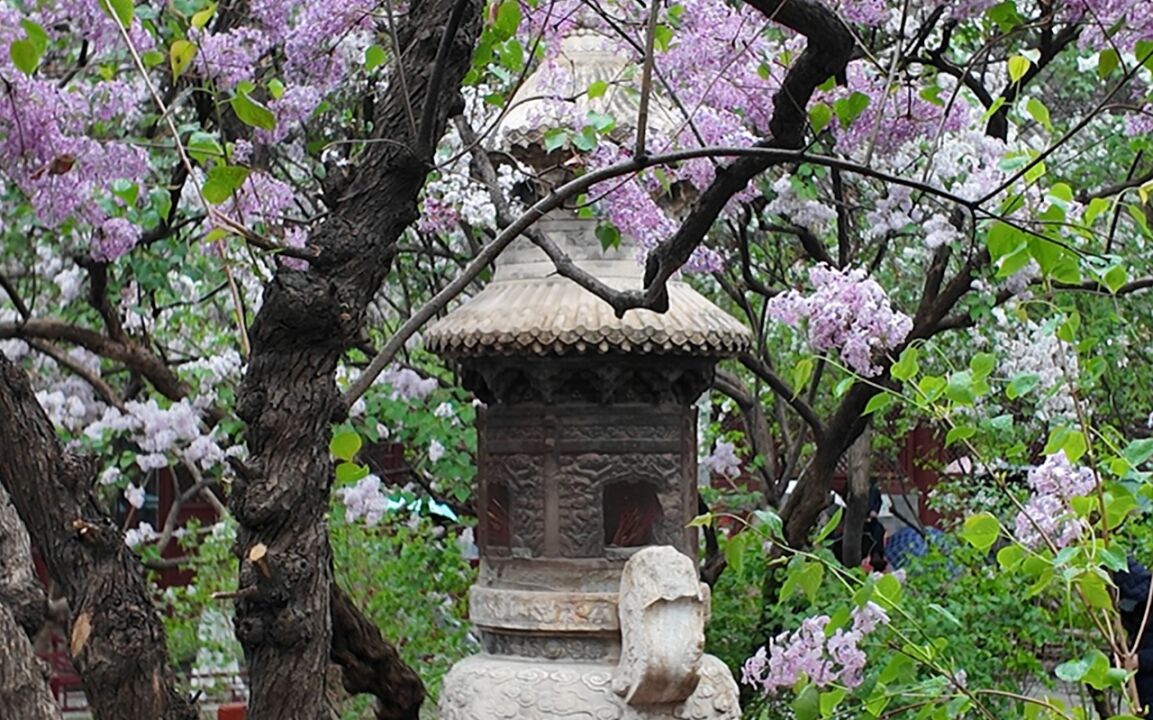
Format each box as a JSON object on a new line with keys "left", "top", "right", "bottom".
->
{"left": 1014, "top": 451, "right": 1096, "bottom": 550}
{"left": 701, "top": 439, "right": 742, "bottom": 479}
{"left": 767, "top": 265, "right": 912, "bottom": 377}
{"left": 743, "top": 601, "right": 890, "bottom": 693}
{"left": 338, "top": 474, "right": 398, "bottom": 526}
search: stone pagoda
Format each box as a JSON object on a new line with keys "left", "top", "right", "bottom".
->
{"left": 426, "top": 29, "right": 751, "bottom": 720}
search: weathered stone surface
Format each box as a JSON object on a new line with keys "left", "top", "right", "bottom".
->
{"left": 438, "top": 654, "right": 740, "bottom": 720}
{"left": 470, "top": 586, "right": 620, "bottom": 633}
{"left": 613, "top": 547, "right": 708, "bottom": 706}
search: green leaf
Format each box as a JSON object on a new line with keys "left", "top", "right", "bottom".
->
{"left": 364, "top": 44, "right": 387, "bottom": 71}
{"left": 1026, "top": 97, "right": 1052, "bottom": 130}
{"left": 191, "top": 2, "right": 216, "bottom": 30}
{"left": 879, "top": 653, "right": 914, "bottom": 684}
{"left": 101, "top": 0, "right": 135, "bottom": 28}
{"left": 1008, "top": 54, "right": 1031, "bottom": 83}
{"left": 587, "top": 111, "right": 615, "bottom": 133}
{"left": 587, "top": 79, "right": 609, "bottom": 99}
{"left": 752, "top": 508, "right": 783, "bottom": 539}
{"left": 792, "top": 357, "right": 815, "bottom": 395}
{"left": 863, "top": 392, "right": 892, "bottom": 416}
{"left": 231, "top": 88, "right": 277, "bottom": 130}
{"left": 494, "top": 0, "right": 521, "bottom": 40}
{"left": 595, "top": 222, "right": 620, "bottom": 251}
{"left": 141, "top": 49, "right": 165, "bottom": 67}
{"left": 1123, "top": 438, "right": 1153, "bottom": 467}
{"left": 335, "top": 461, "right": 369, "bottom": 484}
{"left": 997, "top": 543, "right": 1024, "bottom": 570}
{"left": 960, "top": 512, "right": 1000, "bottom": 551}
{"left": 170, "top": 39, "right": 197, "bottom": 80}
{"left": 815, "top": 506, "right": 842, "bottom": 544}
{"left": 1102, "top": 265, "right": 1128, "bottom": 293}
{"left": 1097, "top": 49, "right": 1120, "bottom": 77}
{"left": 1084, "top": 197, "right": 1110, "bottom": 225}
{"left": 945, "top": 370, "right": 976, "bottom": 406}
{"left": 687, "top": 512, "right": 713, "bottom": 528}
{"left": 808, "top": 102, "right": 833, "bottom": 134}
{"left": 820, "top": 687, "right": 847, "bottom": 717}
{"left": 330, "top": 429, "right": 362, "bottom": 462}
{"left": 571, "top": 126, "right": 597, "bottom": 152}
{"left": 1045, "top": 426, "right": 1087, "bottom": 463}
{"left": 543, "top": 127, "right": 567, "bottom": 153}
{"left": 969, "top": 352, "right": 996, "bottom": 379}
{"left": 797, "top": 561, "right": 824, "bottom": 604}
{"left": 9, "top": 40, "right": 39, "bottom": 75}
{"left": 792, "top": 684, "right": 820, "bottom": 720}
{"left": 723, "top": 530, "right": 750, "bottom": 576}
{"left": 1078, "top": 571, "right": 1112, "bottom": 609}
{"left": 1005, "top": 372, "right": 1040, "bottom": 400}
{"left": 918, "top": 375, "right": 946, "bottom": 402}
{"left": 1055, "top": 656, "right": 1090, "bottom": 682}
{"left": 979, "top": 95, "right": 1006, "bottom": 125}
{"left": 202, "top": 165, "right": 250, "bottom": 205}
{"left": 945, "top": 425, "right": 976, "bottom": 447}
{"left": 20, "top": 19, "right": 48, "bottom": 54}
{"left": 834, "top": 91, "right": 870, "bottom": 126}
{"left": 891, "top": 346, "right": 919, "bottom": 381}
{"left": 874, "top": 573, "right": 902, "bottom": 609}
{"left": 187, "top": 132, "right": 224, "bottom": 164}
{"left": 110, "top": 179, "right": 139, "bottom": 206}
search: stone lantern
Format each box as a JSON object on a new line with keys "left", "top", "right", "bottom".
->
{"left": 426, "top": 30, "right": 751, "bottom": 720}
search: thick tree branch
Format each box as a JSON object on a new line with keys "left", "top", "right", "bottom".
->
{"left": 0, "top": 319, "right": 190, "bottom": 401}
{"left": 738, "top": 352, "right": 825, "bottom": 439}
{"left": 230, "top": 0, "right": 484, "bottom": 716}
{"left": 0, "top": 354, "right": 197, "bottom": 720}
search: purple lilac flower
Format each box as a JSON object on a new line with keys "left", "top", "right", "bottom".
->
{"left": 743, "top": 599, "right": 891, "bottom": 695}
{"left": 767, "top": 264, "right": 912, "bottom": 377}
{"left": 702, "top": 439, "right": 742, "bottom": 479}
{"left": 91, "top": 218, "right": 139, "bottom": 262}
{"left": 1013, "top": 451, "right": 1097, "bottom": 550}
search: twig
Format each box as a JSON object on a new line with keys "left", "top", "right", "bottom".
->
{"left": 634, "top": 0, "right": 661, "bottom": 158}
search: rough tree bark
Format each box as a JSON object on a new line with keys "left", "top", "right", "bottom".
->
{"left": 839, "top": 426, "right": 872, "bottom": 568}
{"left": 0, "top": 354, "right": 197, "bottom": 720}
{"left": 228, "top": 0, "right": 482, "bottom": 717}
{"left": 0, "top": 484, "right": 59, "bottom": 720}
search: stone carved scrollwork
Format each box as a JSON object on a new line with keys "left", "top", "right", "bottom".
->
{"left": 460, "top": 358, "right": 714, "bottom": 406}
{"left": 484, "top": 454, "right": 545, "bottom": 556}
{"left": 557, "top": 453, "right": 684, "bottom": 557}
{"left": 482, "top": 632, "right": 619, "bottom": 661}
{"left": 438, "top": 656, "right": 740, "bottom": 720}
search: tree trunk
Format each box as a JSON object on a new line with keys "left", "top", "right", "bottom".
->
{"left": 781, "top": 383, "right": 877, "bottom": 549}
{"left": 229, "top": 1, "right": 482, "bottom": 717}
{"left": 0, "top": 603, "right": 60, "bottom": 720}
{"left": 0, "top": 354, "right": 197, "bottom": 720}
{"left": 840, "top": 426, "right": 871, "bottom": 568}
{"left": 0, "top": 484, "right": 59, "bottom": 720}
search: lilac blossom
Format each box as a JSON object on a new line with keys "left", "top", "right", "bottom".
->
{"left": 743, "top": 602, "right": 889, "bottom": 694}
{"left": 124, "top": 522, "right": 158, "bottom": 548}
{"left": 767, "top": 265, "right": 912, "bottom": 377}
{"left": 339, "top": 474, "right": 397, "bottom": 526}
{"left": 194, "top": 27, "right": 269, "bottom": 89}
{"left": 381, "top": 367, "right": 439, "bottom": 401}
{"left": 702, "top": 439, "right": 742, "bottom": 479}
{"left": 91, "top": 218, "right": 139, "bottom": 262}
{"left": 1013, "top": 451, "right": 1096, "bottom": 550}
{"left": 125, "top": 483, "right": 146, "bottom": 510}
{"left": 428, "top": 439, "right": 446, "bottom": 464}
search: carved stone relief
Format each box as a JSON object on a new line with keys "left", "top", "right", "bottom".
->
{"left": 438, "top": 655, "right": 740, "bottom": 720}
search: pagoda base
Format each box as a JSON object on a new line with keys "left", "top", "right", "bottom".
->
{"left": 437, "top": 654, "right": 740, "bottom": 720}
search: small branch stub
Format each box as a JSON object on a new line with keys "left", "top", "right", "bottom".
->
{"left": 248, "top": 542, "right": 272, "bottom": 578}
